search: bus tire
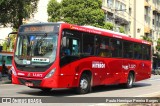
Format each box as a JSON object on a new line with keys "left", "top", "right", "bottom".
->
{"left": 125, "top": 72, "right": 134, "bottom": 88}
{"left": 76, "top": 74, "right": 91, "bottom": 94}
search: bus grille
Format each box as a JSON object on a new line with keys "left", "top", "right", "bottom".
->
{"left": 18, "top": 78, "right": 42, "bottom": 87}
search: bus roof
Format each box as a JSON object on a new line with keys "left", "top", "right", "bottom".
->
{"left": 19, "top": 22, "right": 151, "bottom": 45}
{"left": 0, "top": 51, "right": 13, "bottom": 56}
{"left": 61, "top": 23, "right": 151, "bottom": 45}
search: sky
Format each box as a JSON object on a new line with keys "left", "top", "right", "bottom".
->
{"left": 33, "top": 0, "right": 50, "bottom": 22}
{"left": 33, "top": 0, "right": 61, "bottom": 22}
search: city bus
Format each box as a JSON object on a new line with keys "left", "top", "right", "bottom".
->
{"left": 11, "top": 22, "right": 151, "bottom": 94}
{"left": 0, "top": 51, "right": 13, "bottom": 74}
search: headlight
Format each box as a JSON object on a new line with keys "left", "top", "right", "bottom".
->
{"left": 11, "top": 66, "right": 17, "bottom": 76}
{"left": 45, "top": 68, "right": 56, "bottom": 78}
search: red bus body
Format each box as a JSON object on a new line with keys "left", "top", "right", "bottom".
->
{"left": 12, "top": 23, "right": 151, "bottom": 93}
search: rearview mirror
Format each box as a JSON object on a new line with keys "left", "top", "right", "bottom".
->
{"left": 7, "top": 32, "right": 17, "bottom": 47}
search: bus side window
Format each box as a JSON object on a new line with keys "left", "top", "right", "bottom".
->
{"left": 110, "top": 39, "right": 122, "bottom": 57}
{"left": 83, "top": 33, "right": 94, "bottom": 56}
{"left": 62, "top": 38, "right": 71, "bottom": 56}
{"left": 97, "top": 36, "right": 110, "bottom": 57}
{"left": 134, "top": 43, "right": 142, "bottom": 59}
{"left": 123, "top": 42, "right": 133, "bottom": 58}
{"left": 6, "top": 56, "right": 12, "bottom": 64}
{"left": 71, "top": 39, "right": 79, "bottom": 56}
{"left": 142, "top": 45, "right": 151, "bottom": 60}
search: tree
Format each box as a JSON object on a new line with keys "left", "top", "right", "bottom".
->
{"left": 103, "top": 22, "right": 114, "bottom": 30}
{"left": 141, "top": 35, "right": 152, "bottom": 43}
{"left": 119, "top": 26, "right": 125, "bottom": 33}
{"left": 47, "top": 0, "right": 105, "bottom": 26}
{"left": 156, "top": 38, "right": 160, "bottom": 51}
{"left": 0, "top": 0, "right": 39, "bottom": 29}
{"left": 47, "top": 0, "right": 61, "bottom": 22}
{"left": 2, "top": 31, "right": 17, "bottom": 52}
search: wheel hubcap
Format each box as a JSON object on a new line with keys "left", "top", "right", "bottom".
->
{"left": 80, "top": 79, "right": 88, "bottom": 90}
{"left": 128, "top": 75, "right": 133, "bottom": 85}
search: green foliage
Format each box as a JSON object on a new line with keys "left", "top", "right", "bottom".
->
{"left": 2, "top": 42, "right": 8, "bottom": 51}
{"left": 103, "top": 22, "right": 114, "bottom": 30}
{"left": 2, "top": 33, "right": 17, "bottom": 52}
{"left": 141, "top": 35, "right": 152, "bottom": 42}
{"left": 47, "top": 0, "right": 61, "bottom": 22}
{"left": 2, "top": 29, "right": 17, "bottom": 51}
{"left": 47, "top": 0, "right": 104, "bottom": 26}
{"left": 119, "top": 26, "right": 125, "bottom": 33}
{"left": 156, "top": 38, "right": 160, "bottom": 51}
{"left": 0, "top": 0, "right": 39, "bottom": 29}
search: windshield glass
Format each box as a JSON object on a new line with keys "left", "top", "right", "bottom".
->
{"left": 15, "top": 33, "right": 58, "bottom": 66}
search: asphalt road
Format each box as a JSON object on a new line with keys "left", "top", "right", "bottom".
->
{"left": 0, "top": 75, "right": 160, "bottom": 106}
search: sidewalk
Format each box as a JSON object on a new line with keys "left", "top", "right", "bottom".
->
{"left": 0, "top": 76, "right": 11, "bottom": 84}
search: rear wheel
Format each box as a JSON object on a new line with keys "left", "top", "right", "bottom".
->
{"left": 125, "top": 73, "right": 134, "bottom": 88}
{"left": 76, "top": 74, "right": 91, "bottom": 94}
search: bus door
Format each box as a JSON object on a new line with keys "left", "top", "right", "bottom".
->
{"left": 94, "top": 37, "right": 123, "bottom": 84}
{"left": 107, "top": 39, "right": 123, "bottom": 84}
{"left": 60, "top": 29, "right": 82, "bottom": 76}
{"left": 122, "top": 41, "right": 134, "bottom": 79}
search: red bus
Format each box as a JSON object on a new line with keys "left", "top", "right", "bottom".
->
{"left": 11, "top": 22, "right": 151, "bottom": 94}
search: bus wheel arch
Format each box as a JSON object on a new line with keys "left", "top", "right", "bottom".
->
{"left": 76, "top": 70, "right": 92, "bottom": 94}
{"left": 125, "top": 70, "right": 135, "bottom": 88}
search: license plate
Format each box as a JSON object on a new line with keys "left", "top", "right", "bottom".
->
{"left": 25, "top": 82, "right": 33, "bottom": 86}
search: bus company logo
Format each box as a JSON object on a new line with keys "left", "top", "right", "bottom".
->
{"left": 32, "top": 73, "right": 43, "bottom": 77}
{"left": 122, "top": 64, "right": 136, "bottom": 70}
{"left": 92, "top": 61, "right": 105, "bottom": 69}
{"left": 122, "top": 65, "right": 129, "bottom": 70}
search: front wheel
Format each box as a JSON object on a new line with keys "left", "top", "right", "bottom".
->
{"left": 125, "top": 73, "right": 134, "bottom": 88}
{"left": 76, "top": 74, "right": 91, "bottom": 94}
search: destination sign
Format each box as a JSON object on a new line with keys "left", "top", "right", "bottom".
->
{"left": 19, "top": 25, "right": 55, "bottom": 33}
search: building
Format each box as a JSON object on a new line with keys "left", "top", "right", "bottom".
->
{"left": 102, "top": 0, "right": 160, "bottom": 51}
{"left": 102, "top": 0, "right": 131, "bottom": 36}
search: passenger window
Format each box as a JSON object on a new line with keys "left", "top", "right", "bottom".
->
{"left": 142, "top": 45, "right": 151, "bottom": 60}
{"left": 95, "top": 36, "right": 111, "bottom": 57}
{"left": 123, "top": 42, "right": 133, "bottom": 58}
{"left": 6, "top": 56, "right": 12, "bottom": 64}
{"left": 83, "top": 33, "right": 94, "bottom": 56}
{"left": 110, "top": 39, "right": 122, "bottom": 57}
{"left": 61, "top": 29, "right": 82, "bottom": 57}
{"left": 71, "top": 39, "right": 79, "bottom": 56}
{"left": 134, "top": 43, "right": 142, "bottom": 59}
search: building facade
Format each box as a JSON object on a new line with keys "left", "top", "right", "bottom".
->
{"left": 102, "top": 0, "right": 131, "bottom": 36}
{"left": 102, "top": 0, "right": 160, "bottom": 51}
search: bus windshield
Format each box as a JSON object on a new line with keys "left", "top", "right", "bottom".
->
{"left": 14, "top": 33, "right": 58, "bottom": 66}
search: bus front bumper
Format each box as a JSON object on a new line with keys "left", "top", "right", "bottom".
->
{"left": 12, "top": 75, "right": 59, "bottom": 88}
{"left": 12, "top": 74, "right": 78, "bottom": 88}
